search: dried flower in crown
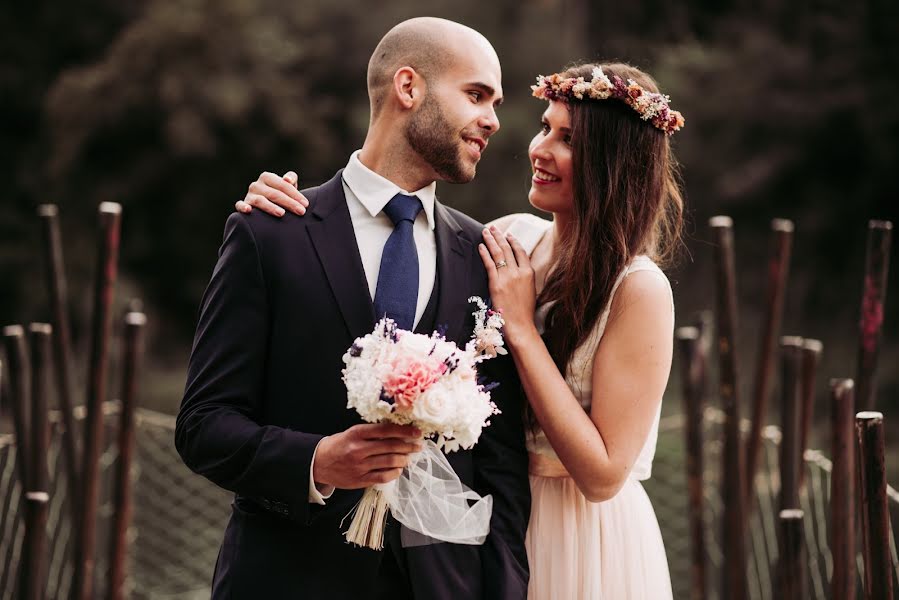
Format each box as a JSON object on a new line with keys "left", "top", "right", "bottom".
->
{"left": 531, "top": 66, "right": 685, "bottom": 135}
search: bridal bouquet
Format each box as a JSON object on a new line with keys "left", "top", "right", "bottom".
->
{"left": 341, "top": 297, "right": 505, "bottom": 550}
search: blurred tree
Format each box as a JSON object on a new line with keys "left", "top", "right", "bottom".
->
{"left": 0, "top": 0, "right": 895, "bottom": 413}
{"left": 0, "top": 0, "right": 142, "bottom": 328}
{"left": 39, "top": 0, "right": 377, "bottom": 334}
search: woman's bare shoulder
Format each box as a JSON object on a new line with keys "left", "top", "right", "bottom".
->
{"left": 607, "top": 267, "right": 674, "bottom": 328}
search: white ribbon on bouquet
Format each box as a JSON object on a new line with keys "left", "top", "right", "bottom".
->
{"left": 387, "top": 439, "right": 493, "bottom": 547}
{"left": 344, "top": 439, "right": 492, "bottom": 549}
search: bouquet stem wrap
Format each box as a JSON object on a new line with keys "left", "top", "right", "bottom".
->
{"left": 344, "top": 440, "right": 493, "bottom": 550}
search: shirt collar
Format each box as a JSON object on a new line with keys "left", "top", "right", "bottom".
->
{"left": 342, "top": 150, "right": 437, "bottom": 230}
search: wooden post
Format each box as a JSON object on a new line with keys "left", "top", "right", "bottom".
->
{"left": 745, "top": 218, "right": 793, "bottom": 509}
{"left": 2, "top": 326, "right": 31, "bottom": 488}
{"left": 855, "top": 220, "right": 892, "bottom": 410}
{"left": 709, "top": 216, "right": 748, "bottom": 600}
{"left": 830, "top": 379, "right": 856, "bottom": 600}
{"left": 676, "top": 326, "right": 707, "bottom": 600}
{"left": 106, "top": 311, "right": 146, "bottom": 600}
{"left": 779, "top": 337, "right": 803, "bottom": 512}
{"left": 21, "top": 324, "right": 51, "bottom": 600}
{"left": 38, "top": 204, "right": 81, "bottom": 505}
{"left": 775, "top": 509, "right": 806, "bottom": 599}
{"left": 856, "top": 411, "right": 894, "bottom": 600}
{"left": 693, "top": 310, "right": 714, "bottom": 397}
{"left": 73, "top": 202, "right": 122, "bottom": 600}
{"left": 797, "top": 339, "right": 822, "bottom": 488}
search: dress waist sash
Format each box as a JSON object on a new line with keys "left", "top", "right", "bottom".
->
{"left": 528, "top": 452, "right": 571, "bottom": 478}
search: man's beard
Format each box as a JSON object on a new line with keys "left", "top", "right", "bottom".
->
{"left": 405, "top": 93, "right": 474, "bottom": 184}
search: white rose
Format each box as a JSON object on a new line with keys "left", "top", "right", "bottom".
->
{"left": 398, "top": 331, "right": 435, "bottom": 357}
{"left": 414, "top": 387, "right": 453, "bottom": 426}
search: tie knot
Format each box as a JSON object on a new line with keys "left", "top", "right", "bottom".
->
{"left": 383, "top": 193, "right": 423, "bottom": 225}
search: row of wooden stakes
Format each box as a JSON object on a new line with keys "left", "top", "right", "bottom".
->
{"left": 675, "top": 216, "right": 893, "bottom": 599}
{"left": 1, "top": 202, "right": 143, "bottom": 600}
{"left": 1, "top": 206, "right": 892, "bottom": 599}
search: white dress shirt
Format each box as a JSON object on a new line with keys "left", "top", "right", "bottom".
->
{"left": 308, "top": 150, "right": 438, "bottom": 504}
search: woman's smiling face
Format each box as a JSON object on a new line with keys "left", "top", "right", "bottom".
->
{"left": 527, "top": 100, "right": 574, "bottom": 215}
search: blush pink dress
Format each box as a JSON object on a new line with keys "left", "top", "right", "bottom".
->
{"left": 504, "top": 213, "right": 674, "bottom": 600}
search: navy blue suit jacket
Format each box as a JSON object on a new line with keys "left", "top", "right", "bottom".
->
{"left": 175, "top": 171, "right": 530, "bottom": 599}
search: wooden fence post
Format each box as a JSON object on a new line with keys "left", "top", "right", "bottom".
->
{"left": 775, "top": 509, "right": 806, "bottom": 599}
{"left": 797, "top": 339, "right": 822, "bottom": 489}
{"left": 73, "top": 202, "right": 122, "bottom": 600}
{"left": 746, "top": 218, "right": 793, "bottom": 509}
{"left": 38, "top": 204, "right": 81, "bottom": 507}
{"left": 779, "top": 337, "right": 803, "bottom": 512}
{"left": 856, "top": 411, "right": 894, "bottom": 600}
{"left": 830, "top": 379, "right": 856, "bottom": 600}
{"left": 106, "top": 311, "right": 146, "bottom": 600}
{"left": 855, "top": 220, "right": 891, "bottom": 410}
{"left": 710, "top": 216, "right": 748, "bottom": 600}
{"left": 1, "top": 326, "right": 30, "bottom": 490}
{"left": 676, "top": 326, "right": 707, "bottom": 600}
{"left": 21, "top": 324, "right": 52, "bottom": 600}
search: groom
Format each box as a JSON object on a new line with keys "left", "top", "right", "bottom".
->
{"left": 175, "top": 17, "right": 530, "bottom": 599}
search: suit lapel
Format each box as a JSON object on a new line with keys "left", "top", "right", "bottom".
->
{"left": 433, "top": 202, "right": 473, "bottom": 344}
{"left": 306, "top": 170, "right": 376, "bottom": 341}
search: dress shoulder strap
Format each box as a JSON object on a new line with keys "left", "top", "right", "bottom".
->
{"left": 626, "top": 255, "right": 665, "bottom": 275}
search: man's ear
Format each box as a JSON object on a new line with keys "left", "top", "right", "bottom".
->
{"left": 392, "top": 67, "right": 425, "bottom": 110}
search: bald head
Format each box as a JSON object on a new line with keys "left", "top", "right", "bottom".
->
{"left": 367, "top": 18, "right": 498, "bottom": 117}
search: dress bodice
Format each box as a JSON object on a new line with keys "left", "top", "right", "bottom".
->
{"left": 502, "top": 213, "right": 673, "bottom": 481}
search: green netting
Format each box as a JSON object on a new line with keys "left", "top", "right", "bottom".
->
{"left": 0, "top": 404, "right": 896, "bottom": 598}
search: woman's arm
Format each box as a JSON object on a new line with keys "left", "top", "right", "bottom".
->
{"left": 514, "top": 271, "right": 672, "bottom": 501}
{"left": 480, "top": 227, "right": 673, "bottom": 502}
{"left": 236, "top": 174, "right": 528, "bottom": 232}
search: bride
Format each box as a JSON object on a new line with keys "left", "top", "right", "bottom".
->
{"left": 237, "top": 62, "right": 682, "bottom": 599}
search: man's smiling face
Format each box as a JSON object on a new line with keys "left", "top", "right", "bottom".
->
{"left": 404, "top": 39, "right": 503, "bottom": 184}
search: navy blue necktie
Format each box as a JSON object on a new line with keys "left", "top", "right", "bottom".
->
{"left": 373, "top": 193, "right": 423, "bottom": 330}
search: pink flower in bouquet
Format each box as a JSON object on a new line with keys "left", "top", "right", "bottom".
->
{"left": 383, "top": 359, "right": 447, "bottom": 411}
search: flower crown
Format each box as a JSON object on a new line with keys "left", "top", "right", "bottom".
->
{"left": 531, "top": 67, "right": 685, "bottom": 135}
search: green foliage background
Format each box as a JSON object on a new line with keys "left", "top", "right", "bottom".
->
{"left": 1, "top": 0, "right": 897, "bottom": 454}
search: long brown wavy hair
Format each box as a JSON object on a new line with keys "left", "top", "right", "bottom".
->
{"left": 537, "top": 62, "right": 684, "bottom": 379}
